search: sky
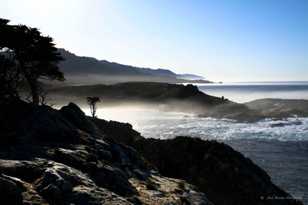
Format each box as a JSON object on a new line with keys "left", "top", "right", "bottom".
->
{"left": 1, "top": 0, "right": 308, "bottom": 82}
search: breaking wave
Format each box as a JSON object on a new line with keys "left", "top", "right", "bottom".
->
{"left": 90, "top": 107, "right": 308, "bottom": 142}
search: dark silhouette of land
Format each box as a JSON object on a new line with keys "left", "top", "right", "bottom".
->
{"left": 48, "top": 82, "right": 308, "bottom": 122}
{"left": 58, "top": 48, "right": 212, "bottom": 85}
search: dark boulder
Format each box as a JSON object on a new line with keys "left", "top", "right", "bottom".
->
{"left": 0, "top": 175, "right": 24, "bottom": 205}
{"left": 92, "top": 164, "right": 136, "bottom": 197}
{"left": 0, "top": 99, "right": 79, "bottom": 143}
{"left": 60, "top": 102, "right": 99, "bottom": 134}
{"left": 92, "top": 119, "right": 143, "bottom": 144}
{"left": 104, "top": 126, "right": 302, "bottom": 205}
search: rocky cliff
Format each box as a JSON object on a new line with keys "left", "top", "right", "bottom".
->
{"left": 0, "top": 99, "right": 303, "bottom": 205}
{"left": 0, "top": 99, "right": 211, "bottom": 205}
{"left": 93, "top": 119, "right": 303, "bottom": 205}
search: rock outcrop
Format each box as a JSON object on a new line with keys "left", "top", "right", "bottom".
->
{"left": 0, "top": 99, "right": 212, "bottom": 205}
{"left": 94, "top": 119, "right": 303, "bottom": 205}
{"left": 0, "top": 99, "right": 303, "bottom": 205}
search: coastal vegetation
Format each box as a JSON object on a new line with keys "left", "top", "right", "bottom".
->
{"left": 0, "top": 18, "right": 64, "bottom": 105}
{"left": 87, "top": 96, "right": 101, "bottom": 118}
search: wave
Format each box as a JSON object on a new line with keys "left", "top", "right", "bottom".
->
{"left": 81, "top": 106, "right": 308, "bottom": 142}
{"left": 137, "top": 115, "right": 308, "bottom": 141}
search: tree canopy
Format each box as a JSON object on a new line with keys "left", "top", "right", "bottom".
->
{"left": 0, "top": 18, "right": 64, "bottom": 104}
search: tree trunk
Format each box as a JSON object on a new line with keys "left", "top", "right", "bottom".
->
{"left": 18, "top": 58, "right": 40, "bottom": 105}
{"left": 28, "top": 78, "right": 39, "bottom": 105}
{"left": 24, "top": 72, "right": 39, "bottom": 105}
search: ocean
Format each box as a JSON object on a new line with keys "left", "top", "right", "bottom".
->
{"left": 89, "top": 82, "right": 308, "bottom": 204}
{"left": 199, "top": 81, "right": 308, "bottom": 103}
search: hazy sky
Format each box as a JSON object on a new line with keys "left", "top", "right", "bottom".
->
{"left": 1, "top": 0, "right": 308, "bottom": 82}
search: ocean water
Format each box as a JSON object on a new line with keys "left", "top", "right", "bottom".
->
{"left": 90, "top": 107, "right": 308, "bottom": 203}
{"left": 85, "top": 82, "right": 308, "bottom": 204}
{"left": 198, "top": 81, "right": 308, "bottom": 103}
{"left": 92, "top": 107, "right": 308, "bottom": 141}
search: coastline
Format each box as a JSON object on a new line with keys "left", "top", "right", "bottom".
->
{"left": 0, "top": 99, "right": 303, "bottom": 205}
{"left": 47, "top": 82, "right": 308, "bottom": 122}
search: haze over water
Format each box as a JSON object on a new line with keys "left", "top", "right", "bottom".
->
{"left": 84, "top": 82, "right": 308, "bottom": 142}
{"left": 83, "top": 82, "right": 308, "bottom": 203}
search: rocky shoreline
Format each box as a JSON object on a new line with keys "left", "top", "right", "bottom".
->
{"left": 0, "top": 99, "right": 303, "bottom": 205}
{"left": 48, "top": 82, "right": 308, "bottom": 122}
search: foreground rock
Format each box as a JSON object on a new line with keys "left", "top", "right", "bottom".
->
{"left": 94, "top": 119, "right": 303, "bottom": 205}
{"left": 0, "top": 99, "right": 302, "bottom": 205}
{"left": 0, "top": 99, "right": 211, "bottom": 205}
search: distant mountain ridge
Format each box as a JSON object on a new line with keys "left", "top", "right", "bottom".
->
{"left": 177, "top": 73, "right": 205, "bottom": 80}
{"left": 58, "top": 48, "right": 211, "bottom": 84}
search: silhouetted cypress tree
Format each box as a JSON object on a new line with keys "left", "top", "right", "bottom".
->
{"left": 0, "top": 18, "right": 64, "bottom": 105}
{"left": 87, "top": 97, "right": 101, "bottom": 118}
